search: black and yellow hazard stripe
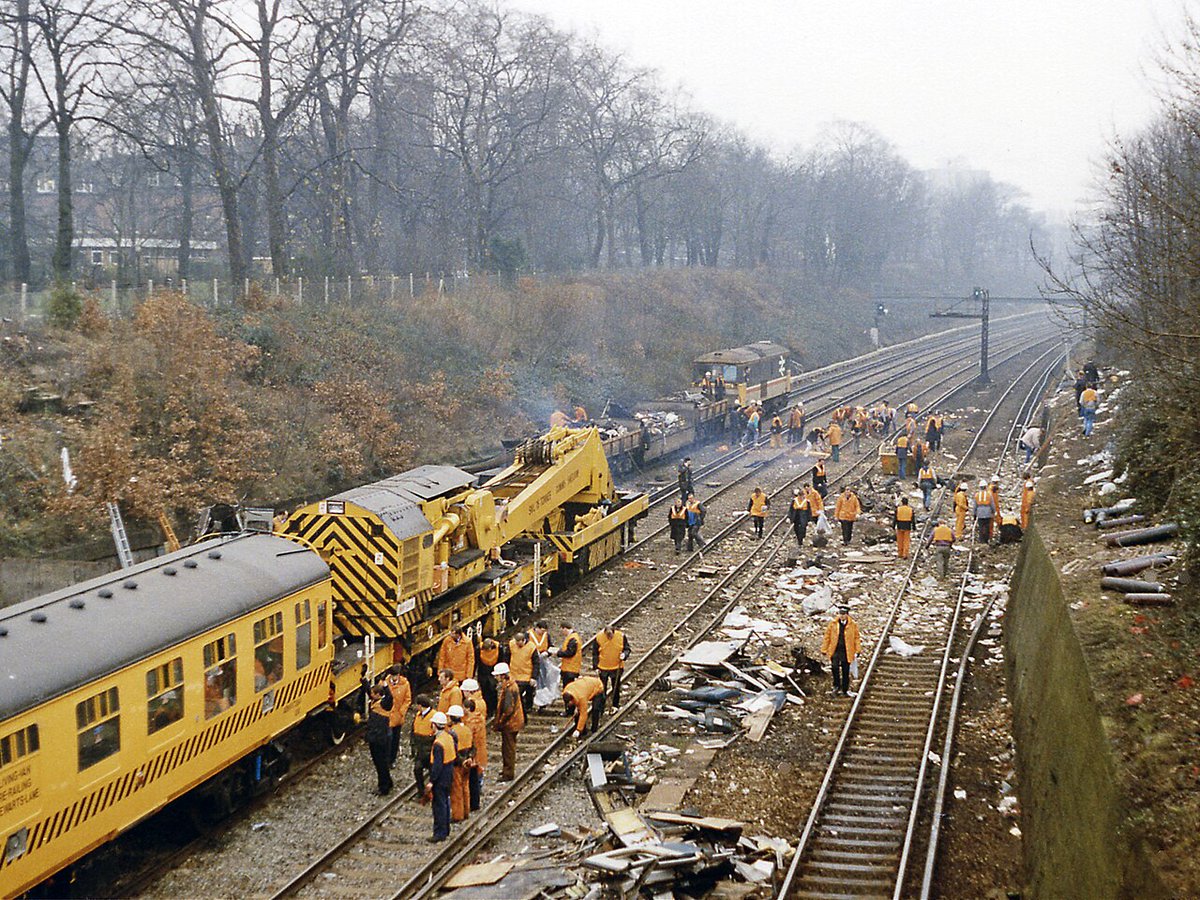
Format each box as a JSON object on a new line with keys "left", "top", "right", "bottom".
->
{"left": 284, "top": 510, "right": 416, "bottom": 639}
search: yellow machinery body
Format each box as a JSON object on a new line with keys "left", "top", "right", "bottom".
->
{"left": 283, "top": 426, "right": 647, "bottom": 661}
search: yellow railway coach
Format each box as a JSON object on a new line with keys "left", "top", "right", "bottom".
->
{"left": 0, "top": 533, "right": 332, "bottom": 897}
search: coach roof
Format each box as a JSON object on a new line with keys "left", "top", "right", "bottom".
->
{"left": 0, "top": 533, "right": 329, "bottom": 721}
{"left": 327, "top": 465, "right": 476, "bottom": 541}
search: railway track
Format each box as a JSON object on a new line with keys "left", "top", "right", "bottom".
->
{"left": 117, "top": 318, "right": 1051, "bottom": 899}
{"left": 777, "top": 346, "right": 1063, "bottom": 899}
{"left": 260, "top": 336, "right": 1060, "bottom": 900}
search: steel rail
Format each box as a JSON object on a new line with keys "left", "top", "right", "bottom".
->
{"left": 915, "top": 354, "right": 1063, "bottom": 898}
{"left": 777, "top": 342, "right": 1061, "bottom": 898}
{"left": 399, "top": 338, "right": 1062, "bottom": 899}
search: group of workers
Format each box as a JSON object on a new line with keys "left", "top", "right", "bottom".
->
{"left": 366, "top": 621, "right": 631, "bottom": 842}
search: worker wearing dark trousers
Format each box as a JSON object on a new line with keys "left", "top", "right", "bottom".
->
{"left": 788, "top": 488, "right": 811, "bottom": 546}
{"left": 821, "top": 605, "right": 861, "bottom": 697}
{"left": 556, "top": 625, "right": 582, "bottom": 713}
{"left": 429, "top": 713, "right": 456, "bottom": 842}
{"left": 685, "top": 496, "right": 707, "bottom": 551}
{"left": 594, "top": 626, "right": 629, "bottom": 710}
{"left": 677, "top": 458, "right": 694, "bottom": 502}
{"left": 366, "top": 686, "right": 394, "bottom": 796}
{"left": 385, "top": 666, "right": 411, "bottom": 768}
{"left": 813, "top": 459, "right": 828, "bottom": 498}
{"left": 492, "top": 664, "right": 524, "bottom": 781}
{"left": 410, "top": 696, "right": 435, "bottom": 800}
{"left": 895, "top": 434, "right": 909, "bottom": 478}
{"left": 928, "top": 521, "right": 954, "bottom": 578}
{"left": 477, "top": 638, "right": 499, "bottom": 715}
{"left": 834, "top": 488, "right": 860, "bottom": 545}
{"left": 747, "top": 488, "right": 769, "bottom": 539}
{"left": 668, "top": 500, "right": 688, "bottom": 554}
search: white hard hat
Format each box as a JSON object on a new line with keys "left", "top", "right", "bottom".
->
{"left": 990, "top": 475, "right": 1000, "bottom": 483}
{"left": 493, "top": 662, "right": 510, "bottom": 676}
{"left": 793, "top": 488, "right": 800, "bottom": 495}
{"left": 431, "top": 711, "right": 448, "bottom": 726}
{"left": 461, "top": 678, "right": 479, "bottom": 692}
{"left": 978, "top": 480, "right": 988, "bottom": 488}
{"left": 1026, "top": 480, "right": 1034, "bottom": 487}
{"left": 448, "top": 704, "right": 464, "bottom": 718}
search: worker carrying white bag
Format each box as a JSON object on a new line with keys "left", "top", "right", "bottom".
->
{"left": 812, "top": 509, "right": 833, "bottom": 547}
{"left": 533, "top": 650, "right": 562, "bottom": 708}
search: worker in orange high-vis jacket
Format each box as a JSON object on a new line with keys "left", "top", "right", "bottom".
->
{"left": 827, "top": 420, "right": 843, "bottom": 462}
{"left": 927, "top": 519, "right": 955, "bottom": 578}
{"left": 437, "top": 626, "right": 475, "bottom": 682}
{"left": 385, "top": 665, "right": 412, "bottom": 767}
{"left": 953, "top": 483, "right": 970, "bottom": 540}
{"left": 894, "top": 496, "right": 915, "bottom": 559}
{"left": 556, "top": 622, "right": 582, "bottom": 691}
{"left": 834, "top": 487, "right": 861, "bottom": 545}
{"left": 461, "top": 679, "right": 487, "bottom": 811}
{"left": 821, "top": 604, "right": 862, "bottom": 697}
{"left": 506, "top": 632, "right": 538, "bottom": 715}
{"left": 429, "top": 712, "right": 456, "bottom": 841}
{"left": 1021, "top": 480, "right": 1036, "bottom": 530}
{"left": 437, "top": 668, "right": 462, "bottom": 713}
{"left": 563, "top": 674, "right": 606, "bottom": 737}
{"left": 895, "top": 432, "right": 909, "bottom": 478}
{"left": 747, "top": 487, "right": 770, "bottom": 539}
{"left": 411, "top": 695, "right": 436, "bottom": 800}
{"left": 447, "top": 704, "right": 473, "bottom": 822}
{"left": 593, "top": 625, "right": 630, "bottom": 710}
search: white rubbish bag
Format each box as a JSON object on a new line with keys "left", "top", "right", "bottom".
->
{"left": 814, "top": 511, "right": 832, "bottom": 537}
{"left": 533, "top": 652, "right": 561, "bottom": 708}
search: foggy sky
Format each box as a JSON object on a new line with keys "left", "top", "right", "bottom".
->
{"left": 511, "top": 0, "right": 1189, "bottom": 217}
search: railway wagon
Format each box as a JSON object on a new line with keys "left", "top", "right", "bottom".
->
{"left": 283, "top": 426, "right": 647, "bottom": 676}
{"left": 0, "top": 534, "right": 335, "bottom": 898}
{"left": 694, "top": 340, "right": 793, "bottom": 413}
{"left": 599, "top": 397, "right": 731, "bottom": 473}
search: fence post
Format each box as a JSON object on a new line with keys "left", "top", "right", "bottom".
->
{"left": 20, "top": 282, "right": 27, "bottom": 322}
{"left": 111, "top": 280, "right": 117, "bottom": 311}
{"left": 410, "top": 273, "right": 414, "bottom": 297}
{"left": 346, "top": 274, "right": 352, "bottom": 303}
{"left": 181, "top": 278, "right": 188, "bottom": 296}
{"left": 297, "top": 276, "right": 303, "bottom": 305}
{"left": 148, "top": 278, "right": 154, "bottom": 297}
{"left": 244, "top": 277, "right": 250, "bottom": 301}
{"left": 213, "top": 278, "right": 219, "bottom": 307}
{"left": 390, "top": 274, "right": 396, "bottom": 301}
{"left": 324, "top": 276, "right": 329, "bottom": 304}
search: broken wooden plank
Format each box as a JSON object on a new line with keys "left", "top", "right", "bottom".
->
{"left": 444, "top": 860, "right": 515, "bottom": 888}
{"left": 743, "top": 705, "right": 776, "bottom": 743}
{"left": 642, "top": 810, "right": 745, "bottom": 833}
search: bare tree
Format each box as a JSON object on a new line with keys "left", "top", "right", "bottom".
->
{"left": 0, "top": 0, "right": 47, "bottom": 284}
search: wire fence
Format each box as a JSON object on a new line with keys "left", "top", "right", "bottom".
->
{"left": 0, "top": 269, "right": 527, "bottom": 324}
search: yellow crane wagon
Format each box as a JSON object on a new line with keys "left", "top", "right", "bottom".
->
{"left": 0, "top": 533, "right": 334, "bottom": 897}
{"left": 282, "top": 426, "right": 647, "bottom": 677}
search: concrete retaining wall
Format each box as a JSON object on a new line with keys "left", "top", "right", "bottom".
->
{"left": 1006, "top": 526, "right": 1166, "bottom": 899}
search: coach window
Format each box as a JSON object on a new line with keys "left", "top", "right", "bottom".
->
{"left": 295, "top": 600, "right": 312, "bottom": 670}
{"left": 203, "top": 634, "right": 237, "bottom": 718}
{"left": 146, "top": 657, "right": 185, "bottom": 734}
{"left": 254, "top": 611, "right": 284, "bottom": 691}
{"left": 316, "top": 600, "right": 328, "bottom": 649}
{"left": 76, "top": 687, "right": 120, "bottom": 771}
{"left": 0, "top": 724, "right": 39, "bottom": 769}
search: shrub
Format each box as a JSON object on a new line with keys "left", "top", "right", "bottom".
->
{"left": 46, "top": 282, "right": 83, "bottom": 329}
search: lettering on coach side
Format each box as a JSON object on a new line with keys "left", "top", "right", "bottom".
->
{"left": 0, "top": 762, "right": 39, "bottom": 817}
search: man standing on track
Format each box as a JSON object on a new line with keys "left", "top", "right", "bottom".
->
{"left": 593, "top": 625, "right": 630, "bottom": 710}
{"left": 953, "top": 483, "right": 970, "bottom": 540}
{"left": 970, "top": 480, "right": 998, "bottom": 544}
{"left": 555, "top": 623, "right": 582, "bottom": 694}
{"left": 894, "top": 496, "right": 915, "bottom": 559}
{"left": 461, "top": 680, "right": 488, "bottom": 811}
{"left": 411, "top": 694, "right": 436, "bottom": 802}
{"left": 821, "top": 605, "right": 861, "bottom": 697}
{"left": 685, "top": 494, "right": 707, "bottom": 553}
{"left": 918, "top": 463, "right": 938, "bottom": 511}
{"left": 928, "top": 519, "right": 955, "bottom": 578}
{"left": 506, "top": 632, "right": 538, "bottom": 715}
{"left": 788, "top": 403, "right": 805, "bottom": 444}
{"left": 385, "top": 665, "right": 412, "bottom": 768}
{"left": 429, "top": 711, "right": 455, "bottom": 842}
{"left": 789, "top": 486, "right": 812, "bottom": 546}
{"left": 366, "top": 683, "right": 394, "bottom": 796}
{"left": 834, "top": 487, "right": 861, "bottom": 545}
{"left": 447, "top": 705, "right": 473, "bottom": 823}
{"left": 827, "top": 420, "right": 843, "bottom": 462}
{"left": 677, "top": 457, "right": 694, "bottom": 502}
{"left": 747, "top": 486, "right": 770, "bottom": 538}
{"left": 1021, "top": 480, "right": 1036, "bottom": 530}
{"left": 770, "top": 413, "right": 784, "bottom": 448}
{"left": 895, "top": 431, "right": 909, "bottom": 478}
{"left": 492, "top": 663, "right": 524, "bottom": 782}
{"left": 437, "top": 626, "right": 475, "bottom": 683}
{"left": 668, "top": 498, "right": 688, "bottom": 554}
{"left": 437, "top": 668, "right": 462, "bottom": 713}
